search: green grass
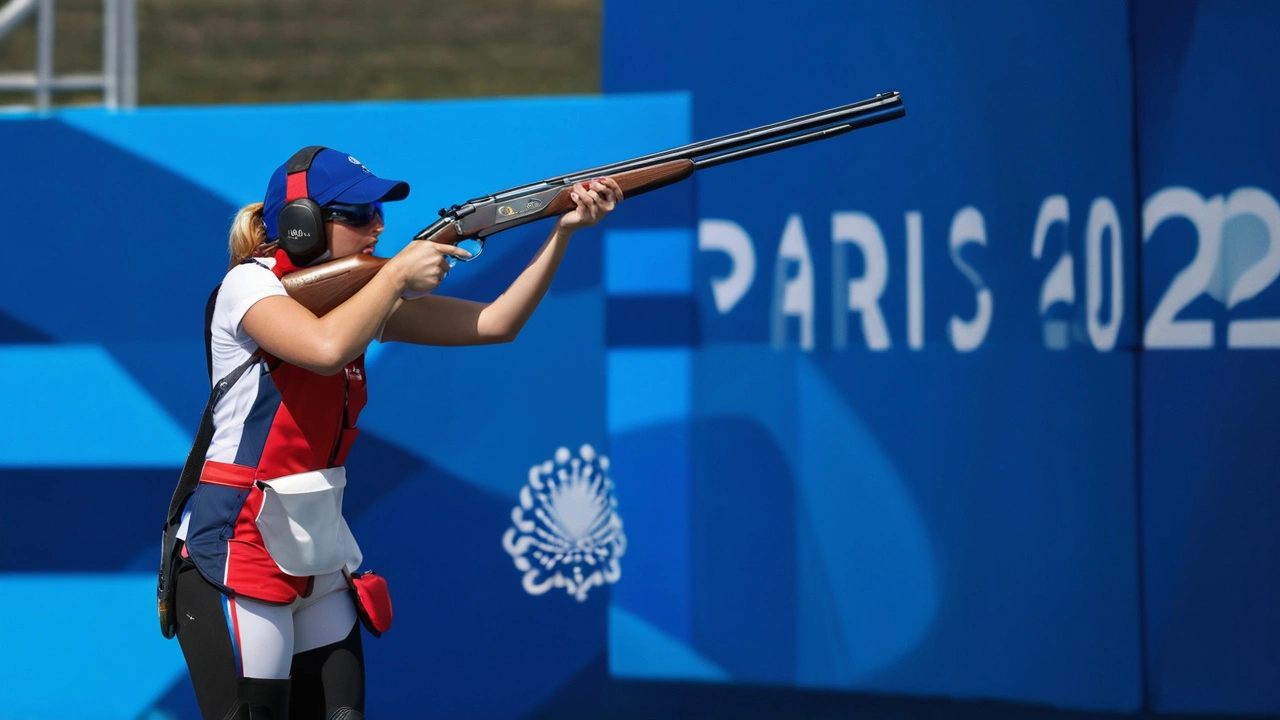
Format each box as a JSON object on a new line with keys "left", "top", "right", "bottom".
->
{"left": 0, "top": 0, "right": 600, "bottom": 108}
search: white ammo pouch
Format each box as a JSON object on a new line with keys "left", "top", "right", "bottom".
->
{"left": 254, "top": 467, "right": 362, "bottom": 576}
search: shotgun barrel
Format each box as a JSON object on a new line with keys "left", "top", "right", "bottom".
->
{"left": 412, "top": 90, "right": 905, "bottom": 242}
{"left": 461, "top": 91, "right": 903, "bottom": 207}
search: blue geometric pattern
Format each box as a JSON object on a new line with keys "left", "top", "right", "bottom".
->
{"left": 608, "top": 605, "right": 729, "bottom": 681}
{"left": 605, "top": 228, "right": 694, "bottom": 295}
{"left": 0, "top": 345, "right": 191, "bottom": 466}
{"left": 0, "top": 575, "right": 188, "bottom": 718}
{"left": 0, "top": 94, "right": 691, "bottom": 720}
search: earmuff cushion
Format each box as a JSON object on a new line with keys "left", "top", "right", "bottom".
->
{"left": 277, "top": 199, "right": 327, "bottom": 266}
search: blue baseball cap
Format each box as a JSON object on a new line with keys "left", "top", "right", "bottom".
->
{"left": 263, "top": 147, "right": 410, "bottom": 239}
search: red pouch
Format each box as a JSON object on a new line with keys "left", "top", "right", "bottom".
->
{"left": 343, "top": 568, "right": 392, "bottom": 637}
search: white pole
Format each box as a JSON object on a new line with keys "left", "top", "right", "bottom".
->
{"left": 120, "top": 0, "right": 135, "bottom": 108}
{"left": 103, "top": 0, "right": 118, "bottom": 109}
{"left": 35, "top": 0, "right": 53, "bottom": 110}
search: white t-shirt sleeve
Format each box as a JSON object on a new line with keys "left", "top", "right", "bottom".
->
{"left": 209, "top": 260, "right": 289, "bottom": 379}
{"left": 218, "top": 260, "right": 289, "bottom": 332}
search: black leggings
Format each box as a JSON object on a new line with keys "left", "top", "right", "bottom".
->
{"left": 174, "top": 557, "right": 366, "bottom": 719}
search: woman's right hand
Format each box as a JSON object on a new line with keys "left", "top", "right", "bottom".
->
{"left": 389, "top": 240, "right": 474, "bottom": 294}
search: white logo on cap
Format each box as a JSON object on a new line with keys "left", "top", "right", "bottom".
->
{"left": 348, "top": 155, "right": 370, "bottom": 173}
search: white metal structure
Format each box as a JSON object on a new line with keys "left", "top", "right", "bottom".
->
{"left": 0, "top": 0, "right": 137, "bottom": 110}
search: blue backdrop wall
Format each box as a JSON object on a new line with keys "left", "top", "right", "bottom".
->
{"left": 1, "top": 1, "right": 1277, "bottom": 718}
{"left": 1133, "top": 0, "right": 1280, "bottom": 714}
{"left": 604, "top": 0, "right": 1142, "bottom": 713}
{"left": 603, "top": 0, "right": 1278, "bottom": 716}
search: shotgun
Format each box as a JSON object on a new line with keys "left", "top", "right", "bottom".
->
{"left": 282, "top": 91, "right": 905, "bottom": 315}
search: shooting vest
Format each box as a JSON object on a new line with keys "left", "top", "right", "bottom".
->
{"left": 183, "top": 253, "right": 368, "bottom": 603}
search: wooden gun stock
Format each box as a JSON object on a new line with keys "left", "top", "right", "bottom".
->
{"left": 281, "top": 90, "right": 905, "bottom": 315}
{"left": 281, "top": 254, "right": 388, "bottom": 317}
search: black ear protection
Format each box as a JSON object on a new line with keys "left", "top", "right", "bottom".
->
{"left": 276, "top": 145, "right": 329, "bottom": 266}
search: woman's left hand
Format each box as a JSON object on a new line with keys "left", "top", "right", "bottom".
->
{"left": 556, "top": 177, "right": 624, "bottom": 232}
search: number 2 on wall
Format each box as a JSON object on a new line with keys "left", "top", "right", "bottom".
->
{"left": 1143, "top": 186, "right": 1280, "bottom": 349}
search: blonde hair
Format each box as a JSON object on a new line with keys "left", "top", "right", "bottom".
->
{"left": 228, "top": 202, "right": 278, "bottom": 268}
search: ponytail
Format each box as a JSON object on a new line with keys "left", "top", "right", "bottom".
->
{"left": 227, "top": 202, "right": 276, "bottom": 269}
